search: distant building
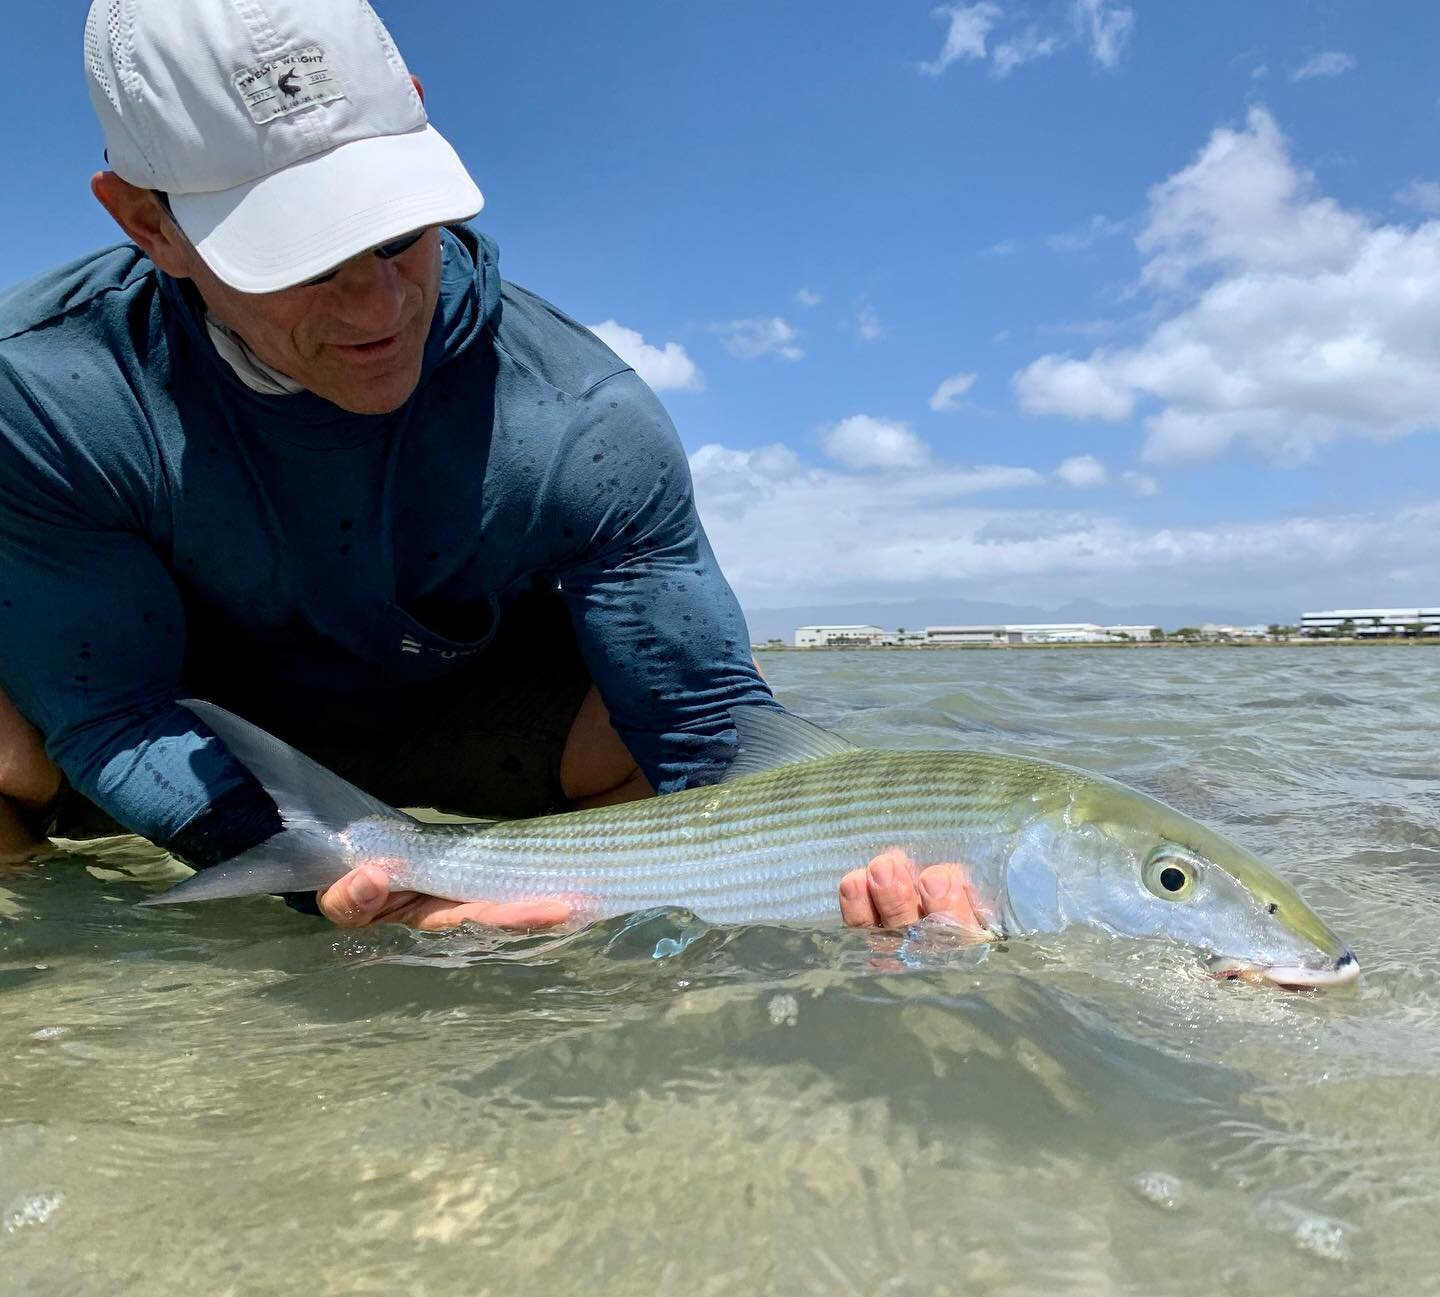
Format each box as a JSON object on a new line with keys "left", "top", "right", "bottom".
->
{"left": 1300, "top": 608, "right": 1440, "bottom": 637}
{"left": 794, "top": 624, "right": 893, "bottom": 647}
{"left": 924, "top": 625, "right": 1014, "bottom": 645}
{"left": 1007, "top": 623, "right": 1111, "bottom": 644}
{"left": 922, "top": 622, "right": 1160, "bottom": 645}
{"left": 1198, "top": 623, "right": 1267, "bottom": 639}
{"left": 793, "top": 620, "right": 1170, "bottom": 647}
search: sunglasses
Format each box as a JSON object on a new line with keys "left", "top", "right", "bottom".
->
{"left": 153, "top": 191, "right": 427, "bottom": 288}
{"left": 296, "top": 228, "right": 427, "bottom": 286}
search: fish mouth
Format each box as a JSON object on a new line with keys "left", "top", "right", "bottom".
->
{"left": 1206, "top": 948, "right": 1359, "bottom": 990}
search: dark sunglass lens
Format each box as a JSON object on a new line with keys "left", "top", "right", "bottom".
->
{"left": 297, "top": 230, "right": 425, "bottom": 286}
{"left": 374, "top": 229, "right": 426, "bottom": 260}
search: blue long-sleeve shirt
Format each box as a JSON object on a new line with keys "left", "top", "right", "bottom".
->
{"left": 0, "top": 226, "right": 771, "bottom": 860}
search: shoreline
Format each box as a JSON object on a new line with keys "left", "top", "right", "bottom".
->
{"left": 752, "top": 638, "right": 1440, "bottom": 652}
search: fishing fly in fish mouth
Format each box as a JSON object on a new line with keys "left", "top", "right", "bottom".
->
{"left": 145, "top": 701, "right": 1359, "bottom": 992}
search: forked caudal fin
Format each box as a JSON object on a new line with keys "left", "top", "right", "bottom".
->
{"left": 141, "top": 700, "right": 413, "bottom": 906}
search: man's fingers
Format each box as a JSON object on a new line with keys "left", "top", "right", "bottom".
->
{"left": 316, "top": 864, "right": 572, "bottom": 932}
{"left": 839, "top": 851, "right": 988, "bottom": 931}
{"left": 917, "top": 864, "right": 987, "bottom": 930}
{"left": 410, "top": 898, "right": 571, "bottom": 933}
{"left": 316, "top": 863, "right": 393, "bottom": 928}
{"left": 866, "top": 849, "right": 923, "bottom": 928}
{"left": 840, "top": 868, "right": 879, "bottom": 927}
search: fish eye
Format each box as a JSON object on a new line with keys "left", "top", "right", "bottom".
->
{"left": 1142, "top": 847, "right": 1199, "bottom": 901}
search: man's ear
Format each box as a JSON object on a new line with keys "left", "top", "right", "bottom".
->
{"left": 91, "top": 171, "right": 196, "bottom": 278}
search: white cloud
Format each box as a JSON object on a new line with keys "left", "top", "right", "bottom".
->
{"left": 854, "top": 303, "right": 885, "bottom": 342}
{"left": 691, "top": 441, "right": 1055, "bottom": 604}
{"left": 1014, "top": 354, "right": 1135, "bottom": 420}
{"left": 714, "top": 317, "right": 805, "bottom": 362}
{"left": 1013, "top": 107, "right": 1440, "bottom": 465}
{"left": 993, "top": 26, "right": 1060, "bottom": 77}
{"left": 1046, "top": 213, "right": 1127, "bottom": 252}
{"left": 930, "top": 371, "right": 978, "bottom": 412}
{"left": 1397, "top": 179, "right": 1440, "bottom": 215}
{"left": 923, "top": 0, "right": 1132, "bottom": 79}
{"left": 1290, "top": 51, "right": 1356, "bottom": 81}
{"left": 983, "top": 238, "right": 1020, "bottom": 256}
{"left": 691, "top": 440, "right": 1440, "bottom": 613}
{"left": 795, "top": 287, "right": 823, "bottom": 308}
{"left": 1136, "top": 107, "right": 1365, "bottom": 290}
{"left": 1072, "top": 0, "right": 1135, "bottom": 69}
{"left": 823, "top": 415, "right": 931, "bottom": 470}
{"left": 1121, "top": 470, "right": 1159, "bottom": 497}
{"left": 921, "top": 3, "right": 1003, "bottom": 76}
{"left": 587, "top": 321, "right": 703, "bottom": 393}
{"left": 1054, "top": 454, "right": 1109, "bottom": 488}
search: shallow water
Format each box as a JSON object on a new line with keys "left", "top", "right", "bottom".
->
{"left": 3, "top": 646, "right": 1439, "bottom": 1295}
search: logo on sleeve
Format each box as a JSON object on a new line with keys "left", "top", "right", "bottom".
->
{"left": 234, "top": 47, "right": 346, "bottom": 125}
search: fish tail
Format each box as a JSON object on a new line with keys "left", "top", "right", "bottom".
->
{"left": 141, "top": 700, "right": 412, "bottom": 906}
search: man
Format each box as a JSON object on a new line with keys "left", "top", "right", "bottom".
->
{"left": 0, "top": 0, "right": 973, "bottom": 933}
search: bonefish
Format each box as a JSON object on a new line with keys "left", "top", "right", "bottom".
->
{"left": 146, "top": 701, "right": 1359, "bottom": 989}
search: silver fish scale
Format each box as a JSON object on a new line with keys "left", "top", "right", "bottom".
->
{"left": 358, "top": 750, "right": 1085, "bottom": 923}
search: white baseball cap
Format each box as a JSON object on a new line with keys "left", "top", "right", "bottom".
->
{"left": 84, "top": 0, "right": 484, "bottom": 293}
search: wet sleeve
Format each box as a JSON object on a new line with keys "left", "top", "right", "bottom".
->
{"left": 539, "top": 371, "right": 775, "bottom": 794}
{"left": 0, "top": 373, "right": 276, "bottom": 860}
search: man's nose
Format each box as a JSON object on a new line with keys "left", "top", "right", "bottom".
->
{"left": 326, "top": 254, "right": 410, "bottom": 331}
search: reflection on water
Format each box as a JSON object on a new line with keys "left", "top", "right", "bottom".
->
{"left": 3, "top": 647, "right": 1439, "bottom": 1295}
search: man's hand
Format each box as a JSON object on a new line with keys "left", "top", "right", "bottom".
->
{"left": 317, "top": 862, "right": 570, "bottom": 932}
{"left": 839, "top": 848, "right": 987, "bottom": 930}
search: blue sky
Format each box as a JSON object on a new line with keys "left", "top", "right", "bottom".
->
{"left": 4, "top": 1, "right": 1439, "bottom": 620}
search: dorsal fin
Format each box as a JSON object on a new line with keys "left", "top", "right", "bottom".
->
{"left": 721, "top": 706, "right": 858, "bottom": 783}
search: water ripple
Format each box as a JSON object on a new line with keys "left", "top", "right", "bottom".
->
{"left": 2, "top": 647, "right": 1438, "bottom": 1294}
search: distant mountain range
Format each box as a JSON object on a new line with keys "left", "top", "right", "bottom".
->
{"left": 741, "top": 596, "right": 1279, "bottom": 642}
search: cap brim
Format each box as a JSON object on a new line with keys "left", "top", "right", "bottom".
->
{"left": 169, "top": 125, "right": 483, "bottom": 294}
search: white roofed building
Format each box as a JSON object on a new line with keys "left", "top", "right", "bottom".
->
{"left": 794, "top": 625, "right": 893, "bottom": 647}
{"left": 1300, "top": 609, "right": 1440, "bottom": 637}
{"left": 924, "top": 626, "right": 1014, "bottom": 644}
{"left": 922, "top": 623, "right": 1160, "bottom": 645}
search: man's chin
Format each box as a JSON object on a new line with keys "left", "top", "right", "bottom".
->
{"left": 312, "top": 361, "right": 424, "bottom": 415}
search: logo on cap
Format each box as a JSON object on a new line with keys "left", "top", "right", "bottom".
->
{"left": 233, "top": 46, "right": 347, "bottom": 125}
